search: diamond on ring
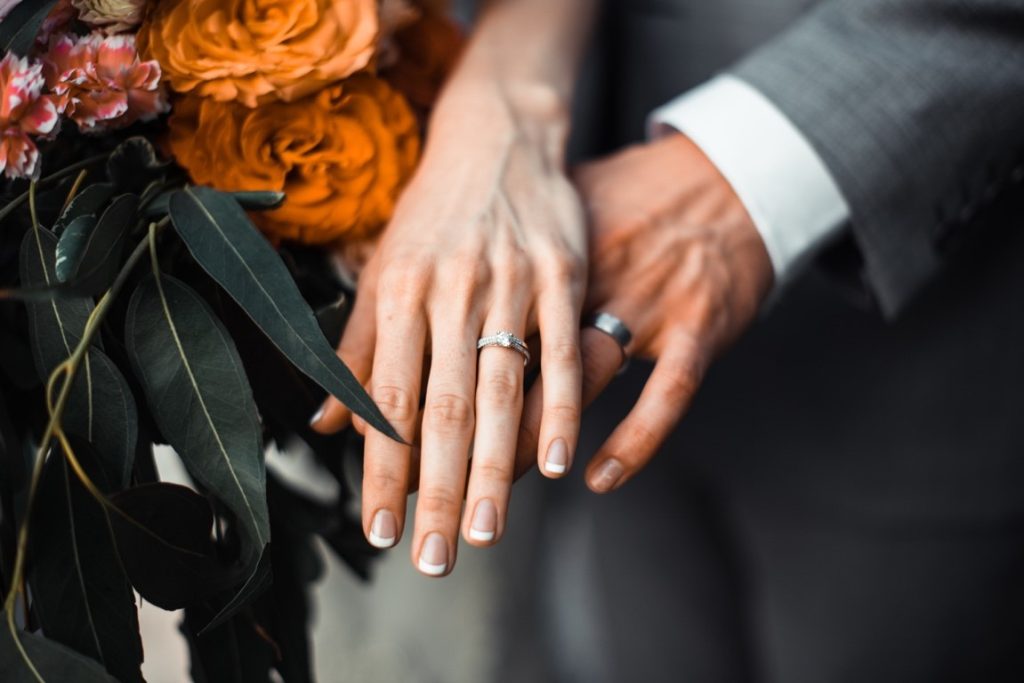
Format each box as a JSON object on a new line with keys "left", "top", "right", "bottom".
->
{"left": 477, "top": 330, "right": 531, "bottom": 366}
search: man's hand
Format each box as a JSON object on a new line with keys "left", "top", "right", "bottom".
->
{"left": 517, "top": 133, "right": 774, "bottom": 491}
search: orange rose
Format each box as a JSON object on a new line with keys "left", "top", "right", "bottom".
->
{"left": 138, "top": 0, "right": 378, "bottom": 108}
{"left": 167, "top": 74, "right": 420, "bottom": 245}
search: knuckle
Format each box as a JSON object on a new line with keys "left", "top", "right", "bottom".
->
{"left": 424, "top": 392, "right": 474, "bottom": 430}
{"left": 417, "top": 489, "right": 461, "bottom": 516}
{"left": 378, "top": 260, "right": 431, "bottom": 305}
{"left": 473, "top": 459, "right": 514, "bottom": 483}
{"left": 494, "top": 247, "right": 533, "bottom": 283}
{"left": 544, "top": 340, "right": 581, "bottom": 366}
{"left": 626, "top": 421, "right": 659, "bottom": 455}
{"left": 479, "top": 368, "right": 522, "bottom": 405}
{"left": 539, "top": 252, "right": 584, "bottom": 285}
{"left": 365, "top": 469, "right": 405, "bottom": 494}
{"left": 373, "top": 384, "right": 418, "bottom": 423}
{"left": 545, "top": 402, "right": 581, "bottom": 426}
{"left": 449, "top": 251, "right": 492, "bottom": 290}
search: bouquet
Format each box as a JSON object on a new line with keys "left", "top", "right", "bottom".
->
{"left": 0, "top": 0, "right": 461, "bottom": 680}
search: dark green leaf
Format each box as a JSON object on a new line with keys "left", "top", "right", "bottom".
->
{"left": 28, "top": 449, "right": 144, "bottom": 683}
{"left": 0, "top": 627, "right": 118, "bottom": 683}
{"left": 125, "top": 273, "right": 269, "bottom": 567}
{"left": 62, "top": 194, "right": 137, "bottom": 294}
{"left": 55, "top": 215, "right": 97, "bottom": 282}
{"left": 110, "top": 482, "right": 232, "bottom": 610}
{"left": 106, "top": 138, "right": 170, "bottom": 193}
{"left": 231, "top": 191, "right": 286, "bottom": 210}
{"left": 182, "top": 603, "right": 275, "bottom": 683}
{"left": 55, "top": 183, "right": 115, "bottom": 235}
{"left": 0, "top": 0, "right": 59, "bottom": 56}
{"left": 168, "top": 186, "right": 399, "bottom": 441}
{"left": 198, "top": 546, "right": 273, "bottom": 636}
{"left": 143, "top": 191, "right": 172, "bottom": 219}
{"left": 19, "top": 228, "right": 138, "bottom": 487}
{"left": 265, "top": 476, "right": 327, "bottom": 683}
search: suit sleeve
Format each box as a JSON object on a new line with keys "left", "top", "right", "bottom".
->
{"left": 731, "top": 0, "right": 1024, "bottom": 316}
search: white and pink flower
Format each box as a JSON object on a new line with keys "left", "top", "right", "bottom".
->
{"left": 0, "top": 54, "right": 62, "bottom": 179}
{"left": 42, "top": 32, "right": 168, "bottom": 133}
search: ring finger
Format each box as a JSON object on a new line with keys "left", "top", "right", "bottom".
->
{"left": 463, "top": 300, "right": 529, "bottom": 546}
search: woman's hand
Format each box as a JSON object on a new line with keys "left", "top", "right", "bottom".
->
{"left": 312, "top": 73, "right": 587, "bottom": 576}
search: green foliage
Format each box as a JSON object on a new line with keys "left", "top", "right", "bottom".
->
{"left": 0, "top": 628, "right": 119, "bottom": 683}
{"left": 0, "top": 0, "right": 59, "bottom": 56}
{"left": 29, "top": 450, "right": 144, "bottom": 683}
{"left": 167, "top": 186, "right": 399, "bottom": 442}
{"left": 125, "top": 273, "right": 268, "bottom": 569}
{"left": 19, "top": 228, "right": 139, "bottom": 488}
{"left": 0, "top": 136, "right": 385, "bottom": 681}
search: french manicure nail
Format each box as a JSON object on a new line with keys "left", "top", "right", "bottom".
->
{"left": 469, "top": 499, "right": 497, "bottom": 542}
{"left": 544, "top": 439, "right": 570, "bottom": 475}
{"left": 309, "top": 405, "right": 325, "bottom": 426}
{"left": 368, "top": 509, "right": 397, "bottom": 548}
{"left": 417, "top": 532, "right": 448, "bottom": 576}
{"left": 591, "top": 459, "right": 624, "bottom": 493}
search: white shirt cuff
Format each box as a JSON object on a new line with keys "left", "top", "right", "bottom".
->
{"left": 649, "top": 74, "right": 850, "bottom": 282}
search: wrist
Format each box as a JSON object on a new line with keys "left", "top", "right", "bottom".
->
{"left": 426, "top": 75, "right": 571, "bottom": 165}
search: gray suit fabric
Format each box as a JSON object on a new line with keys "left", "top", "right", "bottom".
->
{"left": 734, "top": 0, "right": 1024, "bottom": 315}
{"left": 539, "top": 1, "right": 1024, "bottom": 681}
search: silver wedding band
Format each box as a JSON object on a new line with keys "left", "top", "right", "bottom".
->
{"left": 477, "top": 330, "right": 531, "bottom": 366}
{"left": 586, "top": 312, "right": 632, "bottom": 370}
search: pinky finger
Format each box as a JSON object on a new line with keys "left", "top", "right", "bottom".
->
{"left": 585, "top": 330, "right": 707, "bottom": 493}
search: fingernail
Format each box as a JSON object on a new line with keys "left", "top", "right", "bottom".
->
{"left": 309, "top": 405, "right": 325, "bottom": 426}
{"left": 590, "top": 459, "right": 624, "bottom": 493}
{"left": 544, "top": 439, "right": 570, "bottom": 475}
{"left": 417, "top": 533, "right": 448, "bottom": 576}
{"left": 368, "top": 509, "right": 397, "bottom": 548}
{"left": 469, "top": 499, "right": 497, "bottom": 542}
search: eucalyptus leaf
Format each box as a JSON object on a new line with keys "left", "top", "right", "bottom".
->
{"left": 0, "top": 627, "right": 118, "bottom": 683}
{"left": 55, "top": 215, "right": 97, "bottom": 282}
{"left": 182, "top": 604, "right": 275, "bottom": 683}
{"left": 55, "top": 183, "right": 115, "bottom": 235}
{"left": 143, "top": 190, "right": 172, "bottom": 219}
{"left": 198, "top": 546, "right": 273, "bottom": 636}
{"left": 110, "top": 482, "right": 231, "bottom": 610}
{"left": 19, "top": 228, "right": 138, "bottom": 487}
{"left": 0, "top": 0, "right": 59, "bottom": 56}
{"left": 62, "top": 194, "right": 138, "bottom": 294}
{"left": 231, "top": 191, "right": 286, "bottom": 210}
{"left": 125, "top": 273, "right": 269, "bottom": 568}
{"left": 168, "top": 186, "right": 399, "bottom": 441}
{"left": 28, "top": 450, "right": 144, "bottom": 683}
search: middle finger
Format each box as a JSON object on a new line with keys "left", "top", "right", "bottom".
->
{"left": 413, "top": 305, "right": 481, "bottom": 576}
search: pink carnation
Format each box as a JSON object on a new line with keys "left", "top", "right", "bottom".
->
{"left": 0, "top": 54, "right": 61, "bottom": 179}
{"left": 42, "top": 32, "right": 168, "bottom": 133}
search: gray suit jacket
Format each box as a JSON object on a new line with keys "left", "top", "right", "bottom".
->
{"left": 572, "top": 0, "right": 1024, "bottom": 522}
{"left": 733, "top": 0, "right": 1024, "bottom": 316}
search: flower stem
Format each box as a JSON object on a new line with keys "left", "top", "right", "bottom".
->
{"left": 0, "top": 152, "right": 110, "bottom": 230}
